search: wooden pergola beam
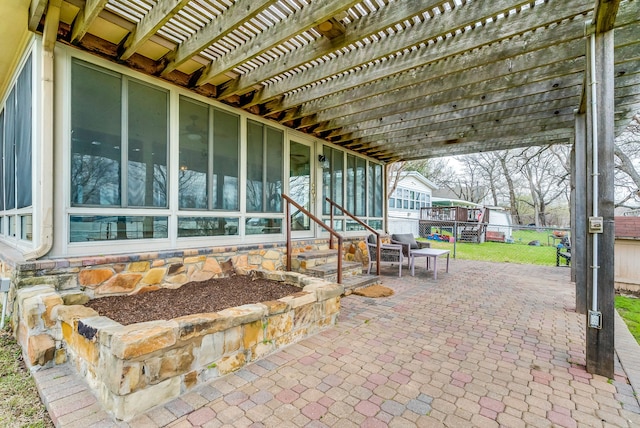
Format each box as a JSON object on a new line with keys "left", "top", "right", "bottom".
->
{"left": 593, "top": 0, "right": 621, "bottom": 33}
{"left": 119, "top": 0, "right": 190, "bottom": 61}
{"left": 194, "top": 0, "right": 362, "bottom": 86}
{"left": 70, "top": 0, "right": 109, "bottom": 44}
{"left": 28, "top": 0, "right": 48, "bottom": 31}
{"left": 215, "top": 0, "right": 450, "bottom": 99}
{"left": 244, "top": 0, "right": 592, "bottom": 108}
{"left": 298, "top": 45, "right": 585, "bottom": 131}
{"left": 161, "top": 0, "right": 276, "bottom": 76}
{"left": 272, "top": 13, "right": 592, "bottom": 119}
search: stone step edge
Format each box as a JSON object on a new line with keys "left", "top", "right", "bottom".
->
{"left": 295, "top": 249, "right": 339, "bottom": 260}
{"left": 305, "top": 261, "right": 363, "bottom": 276}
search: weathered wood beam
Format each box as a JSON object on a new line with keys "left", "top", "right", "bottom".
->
{"left": 119, "top": 0, "right": 190, "bottom": 61}
{"left": 161, "top": 0, "right": 276, "bottom": 76}
{"left": 318, "top": 76, "right": 583, "bottom": 138}
{"left": 584, "top": 27, "right": 615, "bottom": 378}
{"left": 360, "top": 116, "right": 575, "bottom": 155}
{"left": 29, "top": 0, "right": 48, "bottom": 31}
{"left": 578, "top": 0, "right": 633, "bottom": 113}
{"left": 371, "top": 130, "right": 573, "bottom": 160}
{"left": 195, "top": 0, "right": 362, "bottom": 86}
{"left": 344, "top": 103, "right": 577, "bottom": 149}
{"left": 334, "top": 84, "right": 582, "bottom": 147}
{"left": 303, "top": 46, "right": 585, "bottom": 131}
{"left": 70, "top": 0, "right": 110, "bottom": 44}
{"left": 390, "top": 135, "right": 573, "bottom": 160}
{"left": 274, "top": 15, "right": 594, "bottom": 118}
{"left": 593, "top": 0, "right": 621, "bottom": 33}
{"left": 244, "top": 0, "right": 593, "bottom": 108}
{"left": 215, "top": 0, "right": 450, "bottom": 99}
{"left": 292, "top": 17, "right": 638, "bottom": 126}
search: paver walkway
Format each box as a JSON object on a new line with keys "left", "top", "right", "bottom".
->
{"left": 34, "top": 260, "right": 640, "bottom": 427}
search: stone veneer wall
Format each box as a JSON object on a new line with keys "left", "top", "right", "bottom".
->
{"left": 3, "top": 237, "right": 373, "bottom": 421}
{"left": 14, "top": 270, "right": 344, "bottom": 421}
{"left": 7, "top": 238, "right": 368, "bottom": 302}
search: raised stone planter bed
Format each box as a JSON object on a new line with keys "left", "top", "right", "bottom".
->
{"left": 13, "top": 270, "right": 343, "bottom": 421}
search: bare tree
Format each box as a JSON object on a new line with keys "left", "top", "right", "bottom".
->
{"left": 446, "top": 156, "right": 490, "bottom": 204}
{"left": 614, "top": 114, "right": 640, "bottom": 209}
{"left": 515, "top": 146, "right": 570, "bottom": 226}
{"left": 495, "top": 150, "right": 524, "bottom": 224}
{"left": 386, "top": 158, "right": 456, "bottom": 198}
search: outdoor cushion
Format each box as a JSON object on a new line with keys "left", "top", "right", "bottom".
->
{"left": 391, "top": 233, "right": 419, "bottom": 249}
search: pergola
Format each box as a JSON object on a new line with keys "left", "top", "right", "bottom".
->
{"left": 3, "top": 0, "right": 639, "bottom": 377}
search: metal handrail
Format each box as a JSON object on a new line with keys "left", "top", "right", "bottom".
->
{"left": 281, "top": 194, "right": 344, "bottom": 284}
{"left": 325, "top": 197, "right": 381, "bottom": 276}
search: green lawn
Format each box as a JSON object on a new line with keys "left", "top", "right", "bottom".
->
{"left": 615, "top": 295, "right": 640, "bottom": 345}
{"left": 0, "top": 328, "right": 53, "bottom": 428}
{"left": 419, "top": 239, "right": 559, "bottom": 266}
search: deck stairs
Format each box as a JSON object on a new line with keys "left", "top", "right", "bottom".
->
{"left": 294, "top": 249, "right": 380, "bottom": 294}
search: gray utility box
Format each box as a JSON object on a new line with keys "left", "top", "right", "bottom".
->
{"left": 0, "top": 278, "right": 10, "bottom": 292}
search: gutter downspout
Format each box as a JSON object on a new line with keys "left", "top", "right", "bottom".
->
{"left": 24, "top": 0, "right": 60, "bottom": 260}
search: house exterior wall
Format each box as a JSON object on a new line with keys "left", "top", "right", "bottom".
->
{"left": 388, "top": 172, "right": 436, "bottom": 236}
{"left": 0, "top": 38, "right": 386, "bottom": 265}
{"left": 614, "top": 217, "right": 640, "bottom": 294}
{"left": 615, "top": 239, "right": 640, "bottom": 294}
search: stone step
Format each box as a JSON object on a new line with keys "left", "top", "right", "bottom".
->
{"left": 296, "top": 249, "right": 338, "bottom": 260}
{"left": 302, "top": 261, "right": 363, "bottom": 283}
{"left": 341, "top": 274, "right": 381, "bottom": 295}
{"left": 295, "top": 250, "right": 339, "bottom": 270}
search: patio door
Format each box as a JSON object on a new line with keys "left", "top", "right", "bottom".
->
{"left": 289, "top": 140, "right": 316, "bottom": 237}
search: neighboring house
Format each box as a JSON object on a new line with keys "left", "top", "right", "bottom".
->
{"left": 387, "top": 171, "right": 437, "bottom": 236}
{"left": 614, "top": 216, "right": 640, "bottom": 294}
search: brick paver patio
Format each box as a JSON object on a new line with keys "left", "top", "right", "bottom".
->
{"left": 35, "top": 260, "right": 640, "bottom": 427}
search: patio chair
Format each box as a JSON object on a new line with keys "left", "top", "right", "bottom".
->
{"left": 556, "top": 236, "right": 571, "bottom": 267}
{"left": 391, "top": 233, "right": 431, "bottom": 266}
{"left": 366, "top": 234, "right": 404, "bottom": 277}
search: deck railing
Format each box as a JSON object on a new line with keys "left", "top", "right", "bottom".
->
{"left": 281, "top": 194, "right": 344, "bottom": 284}
{"left": 325, "top": 197, "right": 382, "bottom": 276}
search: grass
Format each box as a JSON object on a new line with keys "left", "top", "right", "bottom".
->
{"left": 0, "top": 326, "right": 53, "bottom": 428}
{"left": 615, "top": 295, "right": 640, "bottom": 346}
{"left": 418, "top": 232, "right": 560, "bottom": 265}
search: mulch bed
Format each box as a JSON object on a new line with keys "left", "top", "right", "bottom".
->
{"left": 85, "top": 275, "right": 302, "bottom": 325}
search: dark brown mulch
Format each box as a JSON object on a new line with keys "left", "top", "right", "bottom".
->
{"left": 85, "top": 275, "right": 302, "bottom": 325}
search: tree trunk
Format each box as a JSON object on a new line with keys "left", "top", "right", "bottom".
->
{"left": 499, "top": 155, "right": 522, "bottom": 224}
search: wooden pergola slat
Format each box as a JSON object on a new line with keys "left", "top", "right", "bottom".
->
{"left": 244, "top": 0, "right": 593, "bottom": 109}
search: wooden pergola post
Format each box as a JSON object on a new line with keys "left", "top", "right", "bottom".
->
{"left": 584, "top": 23, "right": 616, "bottom": 378}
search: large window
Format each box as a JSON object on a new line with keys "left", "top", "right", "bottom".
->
{"left": 346, "top": 154, "right": 366, "bottom": 216}
{"left": 246, "top": 120, "right": 283, "bottom": 213}
{"left": 179, "top": 97, "right": 239, "bottom": 210}
{"left": 389, "top": 187, "right": 431, "bottom": 211}
{"left": 71, "top": 60, "right": 168, "bottom": 208}
{"left": 368, "top": 162, "right": 383, "bottom": 218}
{"left": 322, "top": 146, "right": 343, "bottom": 215}
{"left": 0, "top": 55, "right": 32, "bottom": 240}
{"left": 322, "top": 147, "right": 384, "bottom": 230}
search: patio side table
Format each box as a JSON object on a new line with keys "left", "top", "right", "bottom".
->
{"left": 410, "top": 248, "right": 450, "bottom": 280}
